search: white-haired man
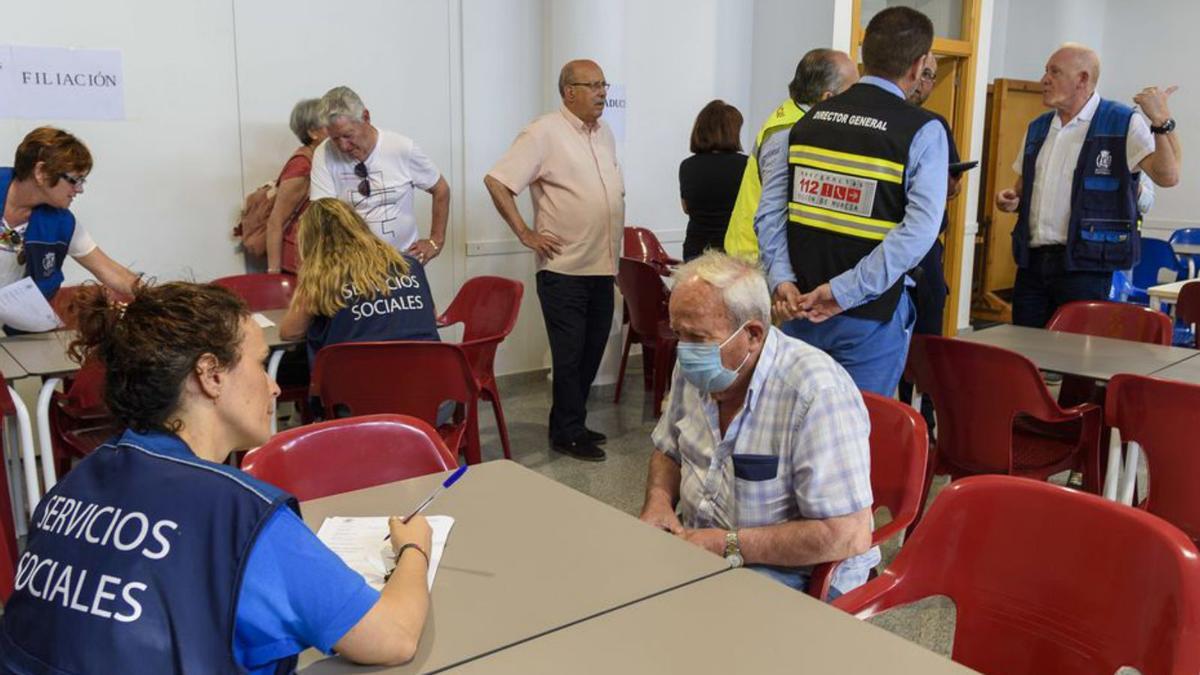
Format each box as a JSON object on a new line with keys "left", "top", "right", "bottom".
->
{"left": 310, "top": 86, "right": 450, "bottom": 264}
{"left": 996, "top": 44, "right": 1181, "bottom": 327}
{"left": 639, "top": 251, "right": 875, "bottom": 597}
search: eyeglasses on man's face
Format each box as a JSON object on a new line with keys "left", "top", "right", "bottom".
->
{"left": 569, "top": 81, "right": 610, "bottom": 92}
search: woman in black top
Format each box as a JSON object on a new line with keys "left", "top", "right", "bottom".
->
{"left": 678, "top": 100, "right": 747, "bottom": 261}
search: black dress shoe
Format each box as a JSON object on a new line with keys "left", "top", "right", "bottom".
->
{"left": 550, "top": 438, "right": 606, "bottom": 462}
{"left": 585, "top": 428, "right": 607, "bottom": 445}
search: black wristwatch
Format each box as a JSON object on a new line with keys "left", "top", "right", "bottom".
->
{"left": 1151, "top": 118, "right": 1176, "bottom": 135}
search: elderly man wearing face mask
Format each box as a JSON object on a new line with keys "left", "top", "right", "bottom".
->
{"left": 638, "top": 252, "right": 875, "bottom": 598}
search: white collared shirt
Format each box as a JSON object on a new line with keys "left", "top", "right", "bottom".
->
{"left": 1012, "top": 92, "right": 1154, "bottom": 247}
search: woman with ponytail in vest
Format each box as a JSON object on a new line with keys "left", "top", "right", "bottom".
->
{"left": 0, "top": 128, "right": 139, "bottom": 325}
{"left": 0, "top": 282, "right": 432, "bottom": 673}
{"left": 279, "top": 197, "right": 440, "bottom": 364}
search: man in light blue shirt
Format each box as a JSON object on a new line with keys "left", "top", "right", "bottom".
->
{"left": 640, "top": 252, "right": 875, "bottom": 596}
{"left": 754, "top": 6, "right": 948, "bottom": 396}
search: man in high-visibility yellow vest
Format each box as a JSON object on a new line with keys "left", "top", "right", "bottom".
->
{"left": 724, "top": 49, "right": 859, "bottom": 259}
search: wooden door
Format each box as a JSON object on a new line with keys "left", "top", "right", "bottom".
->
{"left": 973, "top": 78, "right": 1047, "bottom": 322}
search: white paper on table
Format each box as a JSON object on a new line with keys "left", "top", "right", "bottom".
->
{"left": 0, "top": 277, "right": 63, "bottom": 332}
{"left": 252, "top": 312, "right": 275, "bottom": 328}
{"left": 317, "top": 515, "right": 454, "bottom": 591}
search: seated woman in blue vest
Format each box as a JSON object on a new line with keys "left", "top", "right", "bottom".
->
{"left": 0, "top": 282, "right": 433, "bottom": 673}
{"left": 1, "top": 127, "right": 139, "bottom": 316}
{"left": 279, "top": 197, "right": 439, "bottom": 359}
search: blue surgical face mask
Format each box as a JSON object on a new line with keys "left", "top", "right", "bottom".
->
{"left": 676, "top": 321, "right": 752, "bottom": 394}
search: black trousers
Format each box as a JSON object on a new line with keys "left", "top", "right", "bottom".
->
{"left": 1012, "top": 245, "right": 1111, "bottom": 328}
{"left": 898, "top": 241, "right": 946, "bottom": 432}
{"left": 537, "top": 271, "right": 615, "bottom": 443}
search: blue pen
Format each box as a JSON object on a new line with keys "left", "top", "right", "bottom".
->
{"left": 385, "top": 465, "right": 468, "bottom": 539}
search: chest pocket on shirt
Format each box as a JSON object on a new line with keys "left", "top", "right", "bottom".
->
{"left": 732, "top": 454, "right": 779, "bottom": 481}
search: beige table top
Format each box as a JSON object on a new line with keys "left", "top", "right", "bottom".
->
{"left": 446, "top": 569, "right": 972, "bottom": 675}
{"left": 0, "top": 308, "right": 297, "bottom": 378}
{"left": 1150, "top": 353, "right": 1200, "bottom": 385}
{"left": 299, "top": 460, "right": 728, "bottom": 674}
{"left": 1147, "top": 279, "right": 1193, "bottom": 303}
{"left": 0, "top": 330, "right": 77, "bottom": 377}
{"left": 0, "top": 345, "right": 29, "bottom": 381}
{"left": 958, "top": 324, "right": 1196, "bottom": 381}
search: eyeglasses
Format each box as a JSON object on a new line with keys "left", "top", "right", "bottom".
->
{"left": 354, "top": 162, "right": 370, "bottom": 198}
{"left": 59, "top": 173, "right": 87, "bottom": 188}
{"left": 569, "top": 81, "right": 610, "bottom": 92}
{"left": 920, "top": 71, "right": 935, "bottom": 83}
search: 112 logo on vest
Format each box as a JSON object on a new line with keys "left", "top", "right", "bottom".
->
{"left": 793, "top": 167, "right": 877, "bottom": 218}
{"left": 1095, "top": 150, "right": 1113, "bottom": 175}
{"left": 41, "top": 252, "right": 57, "bottom": 276}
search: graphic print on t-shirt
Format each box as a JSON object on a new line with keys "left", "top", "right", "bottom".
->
{"left": 342, "top": 167, "right": 401, "bottom": 238}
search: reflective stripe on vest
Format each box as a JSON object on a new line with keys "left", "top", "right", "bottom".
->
{"left": 788, "top": 144, "right": 904, "bottom": 184}
{"left": 787, "top": 144, "right": 905, "bottom": 240}
{"left": 788, "top": 203, "right": 896, "bottom": 241}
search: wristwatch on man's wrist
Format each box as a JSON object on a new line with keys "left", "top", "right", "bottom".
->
{"left": 724, "top": 530, "right": 743, "bottom": 568}
{"left": 1151, "top": 118, "right": 1176, "bottom": 135}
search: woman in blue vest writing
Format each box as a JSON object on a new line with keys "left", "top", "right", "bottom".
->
{"left": 0, "top": 282, "right": 433, "bottom": 672}
{"left": 0, "top": 128, "right": 139, "bottom": 321}
{"left": 279, "top": 198, "right": 439, "bottom": 363}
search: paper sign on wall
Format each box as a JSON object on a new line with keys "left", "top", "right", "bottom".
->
{"left": 0, "top": 45, "right": 125, "bottom": 120}
{"left": 604, "top": 83, "right": 626, "bottom": 144}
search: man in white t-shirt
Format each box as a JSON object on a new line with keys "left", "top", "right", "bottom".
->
{"left": 995, "top": 44, "right": 1181, "bottom": 327}
{"left": 310, "top": 86, "right": 450, "bottom": 264}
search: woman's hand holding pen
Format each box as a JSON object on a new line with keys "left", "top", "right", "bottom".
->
{"left": 388, "top": 515, "right": 433, "bottom": 561}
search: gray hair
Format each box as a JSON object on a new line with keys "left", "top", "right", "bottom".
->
{"left": 319, "top": 86, "right": 366, "bottom": 125}
{"left": 288, "top": 98, "right": 323, "bottom": 145}
{"left": 671, "top": 251, "right": 771, "bottom": 328}
{"left": 557, "top": 62, "right": 575, "bottom": 97}
{"left": 788, "top": 48, "right": 845, "bottom": 105}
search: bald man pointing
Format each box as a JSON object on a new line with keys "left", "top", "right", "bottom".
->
{"left": 996, "top": 43, "right": 1182, "bottom": 328}
{"left": 485, "top": 59, "right": 624, "bottom": 462}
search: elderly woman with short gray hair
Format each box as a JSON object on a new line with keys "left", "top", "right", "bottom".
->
{"left": 265, "top": 97, "right": 327, "bottom": 274}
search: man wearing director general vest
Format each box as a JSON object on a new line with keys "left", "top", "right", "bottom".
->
{"left": 755, "top": 5, "right": 947, "bottom": 395}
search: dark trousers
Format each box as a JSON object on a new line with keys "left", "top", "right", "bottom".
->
{"left": 898, "top": 242, "right": 946, "bottom": 432}
{"left": 1012, "top": 245, "right": 1112, "bottom": 328}
{"left": 537, "top": 271, "right": 615, "bottom": 443}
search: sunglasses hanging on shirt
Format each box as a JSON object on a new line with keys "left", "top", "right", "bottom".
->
{"left": 354, "top": 162, "right": 371, "bottom": 198}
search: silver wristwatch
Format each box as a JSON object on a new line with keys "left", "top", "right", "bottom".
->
{"left": 724, "top": 530, "right": 743, "bottom": 568}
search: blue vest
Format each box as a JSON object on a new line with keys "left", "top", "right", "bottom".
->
{"left": 1013, "top": 99, "right": 1141, "bottom": 271}
{"left": 0, "top": 168, "right": 76, "bottom": 300}
{"left": 307, "top": 256, "right": 441, "bottom": 363}
{"left": 0, "top": 429, "right": 299, "bottom": 674}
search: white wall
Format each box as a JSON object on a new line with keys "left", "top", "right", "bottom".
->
{"left": 0, "top": 0, "right": 244, "bottom": 284}
{"left": 985, "top": 0, "right": 1195, "bottom": 243}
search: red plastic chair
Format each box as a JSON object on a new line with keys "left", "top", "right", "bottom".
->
{"left": 310, "top": 341, "right": 483, "bottom": 464}
{"left": 1046, "top": 299, "right": 1173, "bottom": 408}
{"left": 904, "top": 336, "right": 1102, "bottom": 537}
{"left": 243, "top": 414, "right": 456, "bottom": 501}
{"left": 47, "top": 358, "right": 120, "bottom": 478}
{"left": 807, "top": 392, "right": 928, "bottom": 601}
{"left": 623, "top": 226, "right": 680, "bottom": 275}
{"left": 212, "top": 273, "right": 310, "bottom": 426}
{"left": 211, "top": 273, "right": 295, "bottom": 311}
{"left": 1175, "top": 281, "right": 1200, "bottom": 349}
{"left": 436, "top": 276, "right": 523, "bottom": 460}
{"left": 614, "top": 258, "right": 676, "bottom": 415}
{"left": 1107, "top": 374, "right": 1200, "bottom": 544}
{"left": 0, "top": 374, "right": 21, "bottom": 601}
{"left": 833, "top": 476, "right": 1200, "bottom": 674}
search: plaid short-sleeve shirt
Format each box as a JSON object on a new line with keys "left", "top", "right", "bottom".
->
{"left": 652, "top": 327, "right": 879, "bottom": 590}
